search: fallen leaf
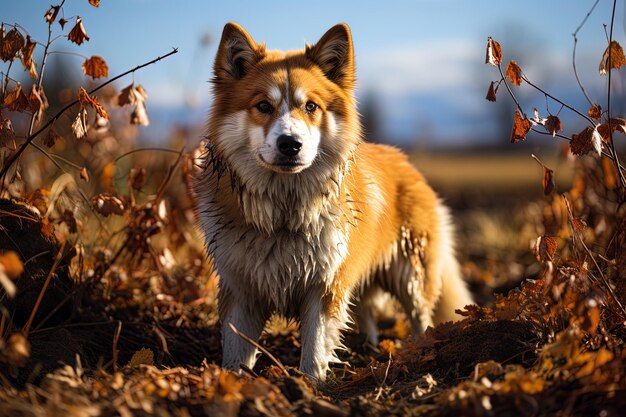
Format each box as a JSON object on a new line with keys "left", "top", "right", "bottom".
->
{"left": 126, "top": 348, "right": 154, "bottom": 368}
{"left": 486, "top": 81, "right": 498, "bottom": 102}
{"left": 599, "top": 40, "right": 626, "bottom": 75}
{"left": 588, "top": 104, "right": 602, "bottom": 120}
{"left": 485, "top": 37, "right": 502, "bottom": 66}
{"left": 533, "top": 235, "right": 557, "bottom": 262}
{"left": 506, "top": 60, "right": 522, "bottom": 86}
{"left": 68, "top": 17, "right": 90, "bottom": 45}
{"left": 510, "top": 109, "right": 531, "bottom": 143}
{"left": 542, "top": 167, "right": 555, "bottom": 196}
{"left": 1, "top": 26, "right": 25, "bottom": 62}
{"left": 544, "top": 115, "right": 562, "bottom": 137}
{"left": 82, "top": 55, "right": 108, "bottom": 79}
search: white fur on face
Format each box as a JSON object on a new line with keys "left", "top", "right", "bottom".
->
{"left": 252, "top": 85, "right": 321, "bottom": 174}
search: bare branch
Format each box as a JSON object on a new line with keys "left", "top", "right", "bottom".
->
{"left": 0, "top": 47, "right": 179, "bottom": 184}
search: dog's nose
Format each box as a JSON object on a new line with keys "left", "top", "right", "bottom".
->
{"left": 276, "top": 134, "right": 302, "bottom": 156}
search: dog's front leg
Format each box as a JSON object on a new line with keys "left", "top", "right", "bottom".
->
{"left": 219, "top": 288, "right": 267, "bottom": 372}
{"left": 299, "top": 292, "right": 347, "bottom": 381}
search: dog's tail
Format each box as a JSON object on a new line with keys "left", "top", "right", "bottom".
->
{"left": 432, "top": 203, "right": 474, "bottom": 324}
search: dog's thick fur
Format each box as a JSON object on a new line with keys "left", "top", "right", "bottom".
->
{"left": 195, "top": 22, "right": 473, "bottom": 380}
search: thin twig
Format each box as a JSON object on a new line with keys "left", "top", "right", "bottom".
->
{"left": 496, "top": 64, "right": 525, "bottom": 115}
{"left": 562, "top": 195, "right": 626, "bottom": 319}
{"left": 114, "top": 147, "right": 183, "bottom": 163}
{"left": 155, "top": 147, "right": 185, "bottom": 203}
{"left": 606, "top": 0, "right": 626, "bottom": 192}
{"left": 0, "top": 47, "right": 179, "bottom": 184}
{"left": 522, "top": 75, "right": 596, "bottom": 125}
{"left": 113, "top": 320, "right": 122, "bottom": 373}
{"left": 571, "top": 0, "right": 600, "bottom": 107}
{"left": 228, "top": 322, "right": 289, "bottom": 377}
{"left": 23, "top": 241, "right": 67, "bottom": 337}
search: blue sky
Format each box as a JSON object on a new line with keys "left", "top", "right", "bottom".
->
{"left": 3, "top": 1, "right": 625, "bottom": 146}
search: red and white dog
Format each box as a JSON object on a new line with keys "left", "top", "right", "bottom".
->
{"left": 195, "top": 22, "right": 473, "bottom": 380}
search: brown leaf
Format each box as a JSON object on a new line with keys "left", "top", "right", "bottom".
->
{"left": 506, "top": 60, "right": 522, "bottom": 86}
{"left": 44, "top": 126, "right": 60, "bottom": 147}
{"left": 572, "top": 217, "right": 587, "bottom": 233}
{"left": 126, "top": 348, "right": 154, "bottom": 368}
{"left": 533, "top": 235, "right": 557, "bottom": 262}
{"left": 44, "top": 5, "right": 61, "bottom": 24}
{"left": 82, "top": 55, "right": 108, "bottom": 79}
{"left": 20, "top": 35, "right": 36, "bottom": 76}
{"left": 542, "top": 167, "right": 555, "bottom": 196}
{"left": 485, "top": 37, "right": 502, "bottom": 66}
{"left": 80, "top": 167, "right": 89, "bottom": 182}
{"left": 68, "top": 17, "right": 90, "bottom": 46}
{"left": 58, "top": 18, "right": 68, "bottom": 30}
{"left": 588, "top": 104, "right": 602, "bottom": 120}
{"left": 570, "top": 126, "right": 595, "bottom": 156}
{"left": 6, "top": 333, "right": 30, "bottom": 366}
{"left": 1, "top": 26, "right": 25, "bottom": 62}
{"left": 599, "top": 40, "right": 626, "bottom": 75}
{"left": 89, "top": 0, "right": 100, "bottom": 6}
{"left": 601, "top": 156, "right": 617, "bottom": 189}
{"left": 128, "top": 168, "right": 147, "bottom": 190}
{"left": 91, "top": 193, "right": 125, "bottom": 216}
{"left": 0, "top": 118, "right": 16, "bottom": 148}
{"left": 486, "top": 81, "right": 498, "bottom": 102}
{"left": 510, "top": 109, "right": 531, "bottom": 143}
{"left": 544, "top": 115, "right": 562, "bottom": 137}
{"left": 609, "top": 117, "right": 626, "bottom": 134}
{"left": 78, "top": 87, "right": 108, "bottom": 119}
{"left": 4, "top": 83, "right": 30, "bottom": 112}
{"left": 59, "top": 210, "right": 78, "bottom": 234}
{"left": 0, "top": 251, "right": 24, "bottom": 279}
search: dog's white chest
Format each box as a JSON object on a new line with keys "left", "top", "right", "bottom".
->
{"left": 200, "top": 198, "right": 349, "bottom": 314}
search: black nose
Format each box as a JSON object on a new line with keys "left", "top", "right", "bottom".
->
{"left": 276, "top": 134, "right": 302, "bottom": 157}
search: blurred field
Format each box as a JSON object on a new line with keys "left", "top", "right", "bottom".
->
{"left": 410, "top": 150, "right": 573, "bottom": 206}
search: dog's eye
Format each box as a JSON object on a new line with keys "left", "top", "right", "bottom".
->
{"left": 255, "top": 101, "right": 273, "bottom": 114}
{"left": 305, "top": 101, "right": 318, "bottom": 113}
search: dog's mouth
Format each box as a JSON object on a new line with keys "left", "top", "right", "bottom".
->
{"left": 257, "top": 155, "right": 308, "bottom": 174}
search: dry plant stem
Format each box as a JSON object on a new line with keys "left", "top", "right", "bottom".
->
{"left": 155, "top": 147, "right": 185, "bottom": 203}
{"left": 606, "top": 0, "right": 626, "bottom": 192}
{"left": 228, "top": 322, "right": 289, "bottom": 377}
{"left": 22, "top": 241, "right": 66, "bottom": 337}
{"left": 0, "top": 47, "right": 179, "bottom": 185}
{"left": 496, "top": 64, "right": 525, "bottom": 115}
{"left": 521, "top": 76, "right": 595, "bottom": 126}
{"left": 113, "top": 320, "right": 122, "bottom": 373}
{"left": 114, "top": 147, "right": 182, "bottom": 163}
{"left": 572, "top": 0, "right": 600, "bottom": 107}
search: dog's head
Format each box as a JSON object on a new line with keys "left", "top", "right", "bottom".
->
{"left": 209, "top": 23, "right": 359, "bottom": 177}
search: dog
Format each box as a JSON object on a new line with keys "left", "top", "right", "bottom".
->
{"left": 194, "top": 22, "right": 474, "bottom": 380}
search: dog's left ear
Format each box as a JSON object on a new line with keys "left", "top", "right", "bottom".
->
{"left": 306, "top": 23, "right": 355, "bottom": 90}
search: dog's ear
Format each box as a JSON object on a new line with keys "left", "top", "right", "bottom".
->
{"left": 306, "top": 23, "right": 355, "bottom": 90}
{"left": 214, "top": 22, "right": 265, "bottom": 80}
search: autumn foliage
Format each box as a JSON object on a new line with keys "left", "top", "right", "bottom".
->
{"left": 1, "top": 2, "right": 626, "bottom": 417}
